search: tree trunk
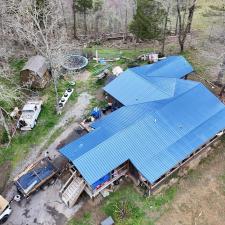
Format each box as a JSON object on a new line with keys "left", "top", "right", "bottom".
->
{"left": 176, "top": 0, "right": 196, "bottom": 52}
{"left": 59, "top": 0, "right": 68, "bottom": 35}
{"left": 0, "top": 108, "right": 11, "bottom": 144}
{"left": 124, "top": 0, "right": 128, "bottom": 41}
{"left": 175, "top": 15, "right": 178, "bottom": 35}
{"left": 84, "top": 10, "right": 87, "bottom": 36}
{"left": 73, "top": 0, "right": 77, "bottom": 38}
{"left": 50, "top": 66, "right": 59, "bottom": 113}
{"left": 161, "top": 4, "right": 170, "bottom": 55}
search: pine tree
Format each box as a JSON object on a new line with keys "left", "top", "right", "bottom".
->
{"left": 129, "top": 0, "right": 166, "bottom": 41}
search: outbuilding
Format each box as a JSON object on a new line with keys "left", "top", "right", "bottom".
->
{"left": 20, "top": 55, "right": 51, "bottom": 89}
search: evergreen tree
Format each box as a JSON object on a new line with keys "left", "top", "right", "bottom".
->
{"left": 129, "top": 0, "right": 166, "bottom": 40}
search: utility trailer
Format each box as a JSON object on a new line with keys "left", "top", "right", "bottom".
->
{"left": 14, "top": 157, "right": 59, "bottom": 198}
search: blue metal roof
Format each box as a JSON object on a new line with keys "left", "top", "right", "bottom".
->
{"left": 60, "top": 82, "right": 225, "bottom": 186}
{"left": 103, "top": 56, "right": 194, "bottom": 106}
{"left": 103, "top": 70, "right": 174, "bottom": 106}
{"left": 130, "top": 56, "right": 194, "bottom": 79}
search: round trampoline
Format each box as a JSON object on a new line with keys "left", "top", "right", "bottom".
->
{"left": 62, "top": 54, "right": 88, "bottom": 71}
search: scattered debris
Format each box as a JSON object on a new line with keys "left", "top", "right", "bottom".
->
{"left": 96, "top": 69, "right": 110, "bottom": 80}
{"left": 10, "top": 107, "right": 20, "bottom": 119}
{"left": 58, "top": 88, "right": 74, "bottom": 111}
{"left": 94, "top": 50, "right": 121, "bottom": 63}
{"left": 112, "top": 66, "right": 123, "bottom": 76}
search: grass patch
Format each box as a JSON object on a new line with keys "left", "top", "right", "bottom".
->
{"left": 9, "top": 58, "right": 26, "bottom": 73}
{"left": 0, "top": 79, "right": 79, "bottom": 167}
{"left": 68, "top": 212, "right": 92, "bottom": 225}
{"left": 102, "top": 185, "right": 177, "bottom": 225}
{"left": 144, "top": 187, "right": 177, "bottom": 211}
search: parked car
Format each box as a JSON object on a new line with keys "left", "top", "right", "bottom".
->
{"left": 0, "top": 195, "right": 12, "bottom": 224}
{"left": 17, "top": 100, "right": 42, "bottom": 131}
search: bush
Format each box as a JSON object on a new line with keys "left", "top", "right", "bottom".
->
{"left": 0, "top": 128, "right": 9, "bottom": 144}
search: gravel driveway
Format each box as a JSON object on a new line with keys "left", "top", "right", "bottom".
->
{"left": 5, "top": 92, "right": 92, "bottom": 225}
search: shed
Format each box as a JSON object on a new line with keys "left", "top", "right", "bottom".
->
{"left": 20, "top": 55, "right": 51, "bottom": 88}
{"left": 101, "top": 216, "right": 114, "bottom": 225}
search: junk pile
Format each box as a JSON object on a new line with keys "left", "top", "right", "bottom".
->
{"left": 58, "top": 88, "right": 74, "bottom": 110}
{"left": 138, "top": 52, "right": 166, "bottom": 63}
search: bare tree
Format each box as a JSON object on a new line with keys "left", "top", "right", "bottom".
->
{"left": 5, "top": 0, "right": 68, "bottom": 112}
{"left": 161, "top": 2, "right": 171, "bottom": 55}
{"left": 176, "top": 0, "right": 197, "bottom": 52}
{"left": 0, "top": 63, "right": 24, "bottom": 143}
{"left": 73, "top": 0, "right": 78, "bottom": 38}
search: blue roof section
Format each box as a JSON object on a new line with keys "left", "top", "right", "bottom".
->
{"left": 103, "top": 70, "right": 174, "bottom": 106}
{"left": 61, "top": 83, "right": 225, "bottom": 185}
{"left": 104, "top": 56, "right": 194, "bottom": 106}
{"left": 130, "top": 56, "right": 194, "bottom": 79}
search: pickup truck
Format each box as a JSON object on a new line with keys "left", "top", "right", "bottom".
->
{"left": 17, "top": 100, "right": 42, "bottom": 131}
{"left": 0, "top": 195, "right": 12, "bottom": 224}
{"left": 14, "top": 157, "right": 59, "bottom": 198}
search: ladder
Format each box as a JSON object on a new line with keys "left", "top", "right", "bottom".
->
{"left": 60, "top": 172, "right": 86, "bottom": 208}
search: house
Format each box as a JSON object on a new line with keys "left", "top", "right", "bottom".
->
{"left": 20, "top": 55, "right": 51, "bottom": 89}
{"left": 59, "top": 56, "right": 225, "bottom": 205}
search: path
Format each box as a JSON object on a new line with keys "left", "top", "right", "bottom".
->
{"left": 6, "top": 92, "right": 92, "bottom": 225}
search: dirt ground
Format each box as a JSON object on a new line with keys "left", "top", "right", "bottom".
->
{"left": 156, "top": 142, "right": 225, "bottom": 225}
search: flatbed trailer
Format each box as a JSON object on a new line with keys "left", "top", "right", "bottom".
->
{"left": 14, "top": 157, "right": 58, "bottom": 198}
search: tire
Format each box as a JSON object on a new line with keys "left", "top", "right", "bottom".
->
{"left": 49, "top": 178, "right": 56, "bottom": 185}
{"left": 0, "top": 215, "right": 9, "bottom": 224}
{"left": 41, "top": 185, "right": 48, "bottom": 191}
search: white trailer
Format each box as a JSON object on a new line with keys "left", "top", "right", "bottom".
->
{"left": 17, "top": 100, "right": 42, "bottom": 131}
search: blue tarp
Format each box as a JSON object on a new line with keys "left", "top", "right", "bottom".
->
{"left": 92, "top": 174, "right": 110, "bottom": 189}
{"left": 16, "top": 160, "right": 55, "bottom": 194}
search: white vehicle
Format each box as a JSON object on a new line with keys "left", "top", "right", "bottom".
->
{"left": 0, "top": 195, "right": 12, "bottom": 224}
{"left": 18, "top": 100, "right": 42, "bottom": 131}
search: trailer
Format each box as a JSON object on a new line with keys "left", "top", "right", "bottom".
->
{"left": 14, "top": 157, "right": 60, "bottom": 198}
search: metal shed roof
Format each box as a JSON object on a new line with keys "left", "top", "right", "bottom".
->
{"left": 60, "top": 83, "right": 225, "bottom": 186}
{"left": 103, "top": 56, "right": 194, "bottom": 106}
{"left": 22, "top": 55, "right": 47, "bottom": 77}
